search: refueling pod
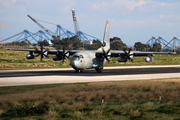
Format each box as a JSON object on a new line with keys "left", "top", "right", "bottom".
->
{"left": 26, "top": 51, "right": 34, "bottom": 59}
{"left": 145, "top": 56, "right": 153, "bottom": 62}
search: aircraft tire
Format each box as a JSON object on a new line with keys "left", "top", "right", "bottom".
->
{"left": 96, "top": 68, "right": 102, "bottom": 73}
{"left": 75, "top": 69, "right": 80, "bottom": 73}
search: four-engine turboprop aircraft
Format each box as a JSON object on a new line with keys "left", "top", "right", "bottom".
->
{"left": 5, "top": 20, "right": 176, "bottom": 73}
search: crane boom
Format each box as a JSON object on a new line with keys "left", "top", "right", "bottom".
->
{"left": 0, "top": 24, "right": 11, "bottom": 27}
{"left": 71, "top": 8, "right": 80, "bottom": 34}
{"left": 27, "top": 14, "right": 53, "bottom": 36}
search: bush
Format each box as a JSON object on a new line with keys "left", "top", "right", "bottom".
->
{"left": 113, "top": 110, "right": 121, "bottom": 116}
{"left": 1, "top": 102, "right": 49, "bottom": 118}
{"left": 59, "top": 109, "right": 74, "bottom": 113}
{"left": 61, "top": 113, "right": 73, "bottom": 118}
{"left": 79, "top": 107, "right": 93, "bottom": 112}
{"left": 156, "top": 105, "right": 178, "bottom": 114}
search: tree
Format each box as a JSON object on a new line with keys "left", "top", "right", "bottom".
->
{"left": 84, "top": 39, "right": 102, "bottom": 50}
{"left": 110, "top": 37, "right": 127, "bottom": 50}
{"left": 92, "top": 40, "right": 102, "bottom": 49}
{"left": 134, "top": 42, "right": 143, "bottom": 51}
{"left": 38, "top": 40, "right": 49, "bottom": 46}
{"left": 134, "top": 42, "right": 151, "bottom": 51}
{"left": 51, "top": 35, "right": 61, "bottom": 49}
{"left": 7, "top": 40, "right": 31, "bottom": 46}
{"left": 150, "top": 42, "right": 162, "bottom": 52}
{"left": 70, "top": 35, "right": 83, "bottom": 50}
{"left": 176, "top": 48, "right": 180, "bottom": 54}
{"left": 60, "top": 37, "right": 72, "bottom": 49}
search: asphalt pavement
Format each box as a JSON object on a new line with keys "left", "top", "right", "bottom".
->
{"left": 0, "top": 65, "right": 180, "bottom": 87}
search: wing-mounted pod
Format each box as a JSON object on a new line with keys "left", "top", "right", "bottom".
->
{"left": 145, "top": 56, "right": 153, "bottom": 62}
{"left": 26, "top": 51, "right": 35, "bottom": 59}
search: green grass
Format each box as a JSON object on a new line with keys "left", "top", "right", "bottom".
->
{"left": 0, "top": 47, "right": 180, "bottom": 119}
{"left": 0, "top": 48, "right": 179, "bottom": 69}
{"left": 1, "top": 79, "right": 180, "bottom": 119}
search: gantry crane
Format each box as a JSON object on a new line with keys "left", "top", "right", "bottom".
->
{"left": 71, "top": 8, "right": 101, "bottom": 42}
{"left": 27, "top": 14, "right": 74, "bottom": 39}
{"left": 0, "top": 24, "right": 11, "bottom": 27}
{"left": 27, "top": 14, "right": 54, "bottom": 36}
{"left": 71, "top": 8, "right": 88, "bottom": 40}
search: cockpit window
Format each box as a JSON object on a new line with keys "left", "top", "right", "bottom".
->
{"left": 72, "top": 55, "right": 78, "bottom": 58}
{"left": 79, "top": 55, "right": 84, "bottom": 58}
{"left": 72, "top": 55, "right": 83, "bottom": 59}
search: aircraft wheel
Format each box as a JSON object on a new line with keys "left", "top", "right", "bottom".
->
{"left": 80, "top": 70, "right": 83, "bottom": 73}
{"left": 75, "top": 69, "right": 80, "bottom": 73}
{"left": 96, "top": 68, "right": 102, "bottom": 73}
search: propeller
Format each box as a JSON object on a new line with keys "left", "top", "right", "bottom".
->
{"left": 102, "top": 48, "right": 111, "bottom": 63}
{"left": 62, "top": 47, "right": 70, "bottom": 63}
{"left": 34, "top": 42, "right": 48, "bottom": 62}
{"left": 123, "top": 48, "right": 133, "bottom": 62}
{"left": 56, "top": 47, "right": 70, "bottom": 63}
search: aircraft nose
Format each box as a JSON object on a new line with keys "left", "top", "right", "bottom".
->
{"left": 71, "top": 59, "right": 82, "bottom": 69}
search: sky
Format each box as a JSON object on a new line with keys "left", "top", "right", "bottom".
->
{"left": 0, "top": 0, "right": 180, "bottom": 46}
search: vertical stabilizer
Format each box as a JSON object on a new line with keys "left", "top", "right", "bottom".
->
{"left": 102, "top": 20, "right": 110, "bottom": 51}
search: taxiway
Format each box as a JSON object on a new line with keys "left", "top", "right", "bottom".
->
{"left": 0, "top": 65, "right": 180, "bottom": 87}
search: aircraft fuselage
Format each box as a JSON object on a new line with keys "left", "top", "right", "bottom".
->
{"left": 70, "top": 51, "right": 107, "bottom": 71}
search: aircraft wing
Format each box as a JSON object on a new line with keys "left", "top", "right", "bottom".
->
{"left": 5, "top": 48, "right": 176, "bottom": 56}
{"left": 110, "top": 50, "right": 176, "bottom": 57}
{"left": 4, "top": 48, "right": 93, "bottom": 55}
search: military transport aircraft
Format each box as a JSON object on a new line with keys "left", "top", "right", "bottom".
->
{"left": 5, "top": 20, "right": 176, "bottom": 73}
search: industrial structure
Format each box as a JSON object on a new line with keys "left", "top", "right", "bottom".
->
{"left": 71, "top": 8, "right": 100, "bottom": 43}
{"left": 1, "top": 9, "right": 180, "bottom": 50}
{"left": 2, "top": 30, "right": 43, "bottom": 44}
{"left": 2, "top": 9, "right": 100, "bottom": 45}
{"left": 146, "top": 36, "right": 180, "bottom": 50}
{"left": 0, "top": 24, "right": 11, "bottom": 27}
{"left": 166, "top": 37, "right": 180, "bottom": 50}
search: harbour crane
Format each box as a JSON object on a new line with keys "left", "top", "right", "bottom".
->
{"left": 71, "top": 8, "right": 88, "bottom": 40}
{"left": 27, "top": 14, "right": 74, "bottom": 39}
{"left": 27, "top": 14, "right": 54, "bottom": 36}
{"left": 0, "top": 24, "right": 11, "bottom": 27}
{"left": 71, "top": 8, "right": 101, "bottom": 42}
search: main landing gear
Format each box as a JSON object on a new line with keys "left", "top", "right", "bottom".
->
{"left": 75, "top": 69, "right": 83, "bottom": 73}
{"left": 75, "top": 69, "right": 102, "bottom": 73}
{"left": 95, "top": 68, "right": 102, "bottom": 73}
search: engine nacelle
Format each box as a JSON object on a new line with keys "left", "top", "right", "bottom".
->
{"left": 53, "top": 56, "right": 63, "bottom": 61}
{"left": 145, "top": 57, "right": 153, "bottom": 62}
{"left": 26, "top": 54, "right": 34, "bottom": 59}
{"left": 118, "top": 57, "right": 127, "bottom": 62}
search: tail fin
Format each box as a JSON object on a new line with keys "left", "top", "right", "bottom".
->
{"left": 102, "top": 20, "right": 110, "bottom": 51}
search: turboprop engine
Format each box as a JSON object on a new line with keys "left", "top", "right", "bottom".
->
{"left": 26, "top": 51, "right": 34, "bottom": 59}
{"left": 145, "top": 56, "right": 153, "bottom": 62}
{"left": 53, "top": 55, "right": 63, "bottom": 61}
{"left": 53, "top": 47, "right": 70, "bottom": 61}
{"left": 52, "top": 53, "right": 69, "bottom": 61}
{"left": 117, "top": 57, "right": 127, "bottom": 62}
{"left": 118, "top": 49, "right": 134, "bottom": 62}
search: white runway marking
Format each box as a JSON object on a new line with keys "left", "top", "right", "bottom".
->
{"left": 0, "top": 65, "right": 180, "bottom": 87}
{"left": 0, "top": 73, "right": 180, "bottom": 87}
